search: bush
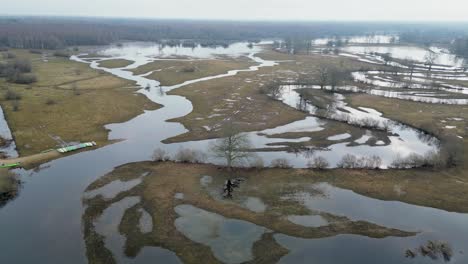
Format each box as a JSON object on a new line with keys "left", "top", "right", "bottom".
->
{"left": 439, "top": 134, "right": 464, "bottom": 167}
{"left": 4, "top": 89, "right": 21, "bottom": 101}
{"left": 13, "top": 73, "right": 37, "bottom": 84}
{"left": 0, "top": 59, "right": 36, "bottom": 84}
{"left": 2, "top": 52, "right": 16, "bottom": 59}
{"left": 152, "top": 148, "right": 170, "bottom": 162}
{"left": 307, "top": 156, "right": 330, "bottom": 169}
{"left": 45, "top": 99, "right": 56, "bottom": 105}
{"left": 390, "top": 151, "right": 445, "bottom": 169}
{"left": 29, "top": 50, "right": 43, "bottom": 54}
{"left": 270, "top": 158, "right": 292, "bottom": 168}
{"left": 337, "top": 154, "right": 359, "bottom": 168}
{"left": 9, "top": 59, "right": 32, "bottom": 73}
{"left": 337, "top": 154, "right": 382, "bottom": 169}
{"left": 12, "top": 100, "right": 19, "bottom": 112}
{"left": 363, "top": 155, "right": 382, "bottom": 169}
{"left": 53, "top": 51, "right": 71, "bottom": 58}
{"left": 248, "top": 155, "right": 264, "bottom": 169}
{"left": 175, "top": 148, "right": 206, "bottom": 163}
{"left": 181, "top": 66, "right": 196, "bottom": 73}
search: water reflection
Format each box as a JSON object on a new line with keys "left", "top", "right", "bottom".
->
{"left": 174, "top": 204, "right": 268, "bottom": 264}
{"left": 276, "top": 183, "right": 468, "bottom": 264}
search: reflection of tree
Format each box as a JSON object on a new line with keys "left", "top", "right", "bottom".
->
{"left": 0, "top": 171, "right": 20, "bottom": 208}
{"left": 296, "top": 95, "right": 309, "bottom": 112}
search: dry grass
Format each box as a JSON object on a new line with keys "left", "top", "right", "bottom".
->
{"left": 0, "top": 49, "right": 159, "bottom": 156}
{"left": 130, "top": 58, "right": 254, "bottom": 86}
{"left": 98, "top": 59, "right": 133, "bottom": 69}
{"left": 82, "top": 161, "right": 414, "bottom": 263}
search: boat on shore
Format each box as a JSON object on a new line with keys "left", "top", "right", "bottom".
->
{"left": 57, "top": 142, "right": 97, "bottom": 153}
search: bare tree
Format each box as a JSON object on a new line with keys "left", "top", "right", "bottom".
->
{"left": 328, "top": 66, "right": 349, "bottom": 91}
{"left": 403, "top": 58, "right": 416, "bottom": 87}
{"left": 317, "top": 65, "right": 329, "bottom": 90}
{"left": 424, "top": 51, "right": 438, "bottom": 73}
{"left": 307, "top": 156, "right": 329, "bottom": 169}
{"left": 381, "top": 53, "right": 392, "bottom": 65}
{"left": 210, "top": 120, "right": 252, "bottom": 167}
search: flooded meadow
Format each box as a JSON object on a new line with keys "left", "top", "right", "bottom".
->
{"left": 0, "top": 39, "right": 467, "bottom": 264}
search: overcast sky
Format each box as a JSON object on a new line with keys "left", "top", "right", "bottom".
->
{"left": 2, "top": 0, "right": 468, "bottom": 21}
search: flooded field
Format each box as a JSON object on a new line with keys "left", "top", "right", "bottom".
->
{"left": 79, "top": 162, "right": 468, "bottom": 264}
{"left": 0, "top": 39, "right": 466, "bottom": 264}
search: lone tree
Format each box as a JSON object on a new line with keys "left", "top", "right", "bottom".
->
{"left": 402, "top": 58, "right": 416, "bottom": 87}
{"left": 328, "top": 66, "right": 350, "bottom": 91}
{"left": 424, "top": 51, "right": 438, "bottom": 72}
{"left": 210, "top": 120, "right": 252, "bottom": 167}
{"left": 317, "top": 65, "right": 329, "bottom": 90}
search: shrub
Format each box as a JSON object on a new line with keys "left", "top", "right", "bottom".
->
{"left": 270, "top": 158, "right": 292, "bottom": 168}
{"left": 4, "top": 89, "right": 21, "bottom": 101}
{"left": 338, "top": 154, "right": 383, "bottom": 169}
{"left": 11, "top": 59, "right": 32, "bottom": 73}
{"left": 181, "top": 66, "right": 196, "bottom": 73}
{"left": 337, "top": 154, "right": 359, "bottom": 168}
{"left": 45, "top": 99, "right": 56, "bottom": 105}
{"left": 439, "top": 134, "right": 464, "bottom": 167}
{"left": 307, "top": 156, "right": 330, "bottom": 169}
{"left": 363, "top": 155, "right": 382, "bottom": 169}
{"left": 2, "top": 52, "right": 16, "bottom": 59}
{"left": 152, "top": 148, "right": 170, "bottom": 162}
{"left": 13, "top": 73, "right": 37, "bottom": 84}
{"left": 12, "top": 100, "right": 19, "bottom": 112}
{"left": 248, "top": 155, "right": 264, "bottom": 169}
{"left": 390, "top": 151, "right": 445, "bottom": 169}
{"left": 175, "top": 148, "right": 206, "bottom": 163}
{"left": 53, "top": 51, "right": 71, "bottom": 58}
{"left": 29, "top": 50, "right": 43, "bottom": 54}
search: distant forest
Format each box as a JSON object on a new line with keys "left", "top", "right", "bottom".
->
{"left": 1, "top": 17, "right": 468, "bottom": 58}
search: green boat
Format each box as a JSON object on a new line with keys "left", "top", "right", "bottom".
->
{"left": 0, "top": 162, "right": 20, "bottom": 168}
{"left": 57, "top": 141, "right": 97, "bottom": 153}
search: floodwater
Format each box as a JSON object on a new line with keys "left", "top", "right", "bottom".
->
{"left": 276, "top": 183, "right": 468, "bottom": 264}
{"left": 174, "top": 204, "right": 269, "bottom": 264}
{"left": 313, "top": 35, "right": 398, "bottom": 45}
{"left": 342, "top": 45, "right": 466, "bottom": 68}
{"left": 0, "top": 41, "right": 461, "bottom": 263}
{"left": 270, "top": 84, "right": 438, "bottom": 167}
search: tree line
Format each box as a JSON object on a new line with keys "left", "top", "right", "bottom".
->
{"left": 2, "top": 17, "right": 467, "bottom": 50}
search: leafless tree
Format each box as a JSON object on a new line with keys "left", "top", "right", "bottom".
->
{"left": 317, "top": 65, "right": 329, "bottom": 90}
{"left": 328, "top": 66, "right": 350, "bottom": 91}
{"left": 381, "top": 53, "right": 392, "bottom": 65}
{"left": 424, "top": 51, "right": 438, "bottom": 73}
{"left": 210, "top": 120, "right": 252, "bottom": 167}
{"left": 307, "top": 156, "right": 330, "bottom": 169}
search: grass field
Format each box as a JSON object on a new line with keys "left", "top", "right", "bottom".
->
{"left": 165, "top": 48, "right": 383, "bottom": 143}
{"left": 0, "top": 49, "right": 159, "bottom": 156}
{"left": 130, "top": 58, "right": 254, "bottom": 86}
{"left": 97, "top": 59, "right": 133, "bottom": 69}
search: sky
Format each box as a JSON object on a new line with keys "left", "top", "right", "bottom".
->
{"left": 2, "top": 0, "right": 468, "bottom": 21}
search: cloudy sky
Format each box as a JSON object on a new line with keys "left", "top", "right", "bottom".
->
{"left": 2, "top": 0, "right": 468, "bottom": 21}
